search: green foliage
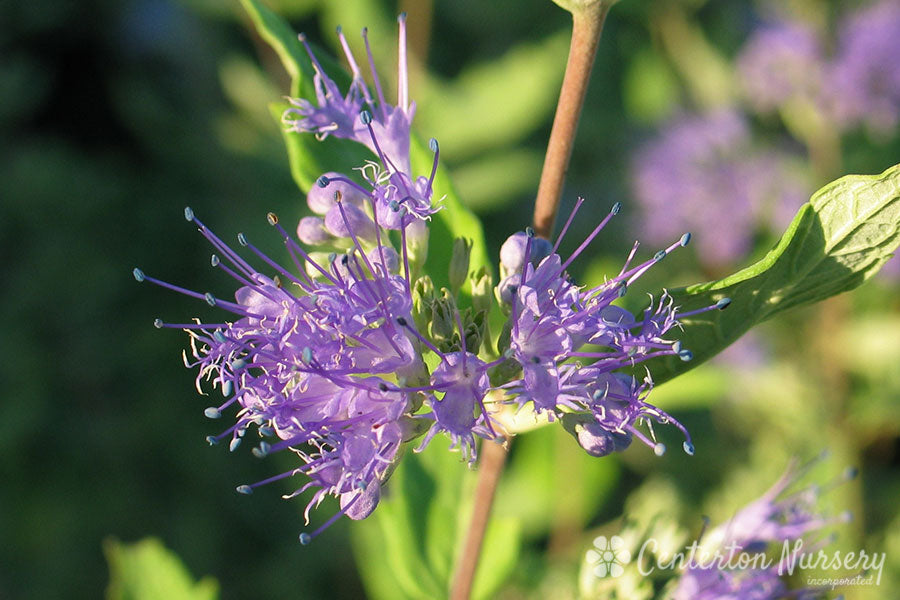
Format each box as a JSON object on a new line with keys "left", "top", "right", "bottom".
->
{"left": 350, "top": 441, "right": 521, "bottom": 600}
{"left": 647, "top": 163, "right": 900, "bottom": 384}
{"left": 104, "top": 538, "right": 218, "bottom": 600}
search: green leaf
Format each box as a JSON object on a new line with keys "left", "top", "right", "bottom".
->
{"left": 648, "top": 163, "right": 900, "bottom": 385}
{"left": 104, "top": 537, "right": 219, "bottom": 600}
{"left": 350, "top": 441, "right": 522, "bottom": 600}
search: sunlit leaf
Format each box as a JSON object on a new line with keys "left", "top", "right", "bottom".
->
{"left": 649, "top": 163, "right": 900, "bottom": 384}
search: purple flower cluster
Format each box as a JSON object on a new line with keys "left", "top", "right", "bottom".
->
{"left": 671, "top": 455, "right": 856, "bottom": 600}
{"left": 630, "top": 110, "right": 808, "bottom": 268}
{"left": 137, "top": 16, "right": 725, "bottom": 542}
{"left": 737, "top": 21, "right": 826, "bottom": 115}
{"left": 738, "top": 2, "right": 900, "bottom": 135}
{"left": 830, "top": 0, "right": 900, "bottom": 133}
{"left": 496, "top": 202, "right": 732, "bottom": 458}
{"left": 133, "top": 17, "right": 491, "bottom": 543}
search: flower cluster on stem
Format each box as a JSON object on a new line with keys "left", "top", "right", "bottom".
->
{"left": 135, "top": 15, "right": 729, "bottom": 542}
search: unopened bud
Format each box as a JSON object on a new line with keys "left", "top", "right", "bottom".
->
{"left": 449, "top": 238, "right": 473, "bottom": 295}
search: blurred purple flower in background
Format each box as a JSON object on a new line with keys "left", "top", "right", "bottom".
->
{"left": 671, "top": 456, "right": 856, "bottom": 600}
{"left": 829, "top": 0, "right": 900, "bottom": 134}
{"left": 737, "top": 21, "right": 827, "bottom": 115}
{"left": 630, "top": 111, "right": 808, "bottom": 269}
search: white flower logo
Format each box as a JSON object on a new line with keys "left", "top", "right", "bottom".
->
{"left": 586, "top": 535, "right": 631, "bottom": 578}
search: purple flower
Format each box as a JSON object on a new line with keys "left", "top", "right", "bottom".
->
{"left": 283, "top": 16, "right": 441, "bottom": 223}
{"left": 829, "top": 0, "right": 900, "bottom": 134}
{"left": 136, "top": 15, "right": 732, "bottom": 544}
{"left": 497, "top": 201, "right": 730, "bottom": 458}
{"left": 631, "top": 110, "right": 809, "bottom": 268}
{"left": 671, "top": 455, "right": 856, "bottom": 600}
{"left": 737, "top": 22, "right": 828, "bottom": 115}
{"left": 135, "top": 205, "right": 433, "bottom": 543}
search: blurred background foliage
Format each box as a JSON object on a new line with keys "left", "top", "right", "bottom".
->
{"left": 1, "top": 0, "right": 898, "bottom": 598}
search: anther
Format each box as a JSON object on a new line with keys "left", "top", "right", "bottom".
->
{"left": 267, "top": 212, "right": 278, "bottom": 226}
{"left": 678, "top": 349, "right": 694, "bottom": 362}
{"left": 213, "top": 330, "right": 227, "bottom": 343}
{"left": 210, "top": 254, "right": 220, "bottom": 267}
{"left": 205, "top": 292, "right": 217, "bottom": 307}
{"left": 236, "top": 484, "right": 253, "bottom": 495}
{"left": 301, "top": 347, "right": 313, "bottom": 364}
{"left": 237, "top": 233, "right": 248, "bottom": 246}
{"left": 132, "top": 268, "right": 145, "bottom": 282}
{"left": 378, "top": 382, "right": 388, "bottom": 392}
{"left": 360, "top": 110, "right": 373, "bottom": 125}
{"left": 204, "top": 407, "right": 222, "bottom": 419}
{"left": 429, "top": 138, "right": 439, "bottom": 153}
{"left": 396, "top": 317, "right": 407, "bottom": 326}
{"left": 683, "top": 441, "right": 695, "bottom": 456}
{"left": 716, "top": 298, "right": 732, "bottom": 310}
{"left": 611, "top": 202, "right": 621, "bottom": 215}
{"left": 252, "top": 442, "right": 270, "bottom": 458}
{"left": 525, "top": 227, "right": 534, "bottom": 238}
{"left": 299, "top": 532, "right": 312, "bottom": 545}
{"left": 153, "top": 318, "right": 164, "bottom": 329}
{"left": 229, "top": 438, "right": 241, "bottom": 452}
{"left": 184, "top": 206, "right": 195, "bottom": 222}
{"left": 653, "top": 442, "right": 667, "bottom": 456}
{"left": 205, "top": 435, "right": 218, "bottom": 446}
{"left": 680, "top": 233, "right": 692, "bottom": 247}
{"left": 317, "top": 175, "right": 330, "bottom": 188}
{"left": 654, "top": 250, "right": 667, "bottom": 262}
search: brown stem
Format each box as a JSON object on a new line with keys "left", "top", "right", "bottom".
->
{"left": 533, "top": 5, "right": 611, "bottom": 239}
{"left": 449, "top": 438, "right": 509, "bottom": 600}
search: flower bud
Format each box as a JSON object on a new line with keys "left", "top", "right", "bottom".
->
{"left": 405, "top": 218, "right": 429, "bottom": 276}
{"left": 561, "top": 413, "right": 632, "bottom": 457}
{"left": 297, "top": 216, "right": 332, "bottom": 245}
{"left": 449, "top": 237, "right": 473, "bottom": 295}
{"left": 470, "top": 266, "right": 494, "bottom": 316}
{"left": 307, "top": 172, "right": 367, "bottom": 214}
{"left": 428, "top": 289, "right": 457, "bottom": 348}
{"left": 499, "top": 232, "right": 554, "bottom": 277}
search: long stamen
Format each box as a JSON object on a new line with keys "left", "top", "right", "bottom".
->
{"left": 336, "top": 26, "right": 374, "bottom": 105}
{"left": 299, "top": 488, "right": 363, "bottom": 545}
{"left": 236, "top": 468, "right": 304, "bottom": 495}
{"left": 238, "top": 232, "right": 314, "bottom": 291}
{"left": 559, "top": 201, "right": 620, "bottom": 273}
{"left": 397, "top": 13, "right": 409, "bottom": 113}
{"left": 396, "top": 316, "right": 446, "bottom": 362}
{"left": 186, "top": 208, "right": 256, "bottom": 277}
{"left": 552, "top": 196, "right": 585, "bottom": 254}
{"left": 267, "top": 213, "right": 341, "bottom": 286}
{"left": 426, "top": 138, "right": 439, "bottom": 192}
{"left": 361, "top": 27, "right": 388, "bottom": 120}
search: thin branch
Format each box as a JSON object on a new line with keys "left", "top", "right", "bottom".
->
{"left": 449, "top": 438, "right": 509, "bottom": 600}
{"left": 533, "top": 5, "right": 611, "bottom": 239}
